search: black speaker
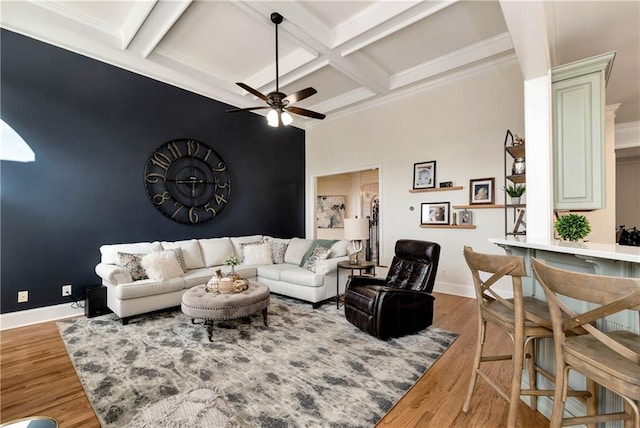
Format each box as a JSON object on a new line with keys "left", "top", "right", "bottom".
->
{"left": 85, "top": 286, "right": 111, "bottom": 318}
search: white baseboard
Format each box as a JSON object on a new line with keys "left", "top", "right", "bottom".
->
{"left": 434, "top": 280, "right": 476, "bottom": 298}
{"left": 0, "top": 303, "right": 85, "bottom": 330}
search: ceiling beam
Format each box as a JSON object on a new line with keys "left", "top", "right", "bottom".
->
{"left": 499, "top": 0, "right": 550, "bottom": 80}
{"left": 126, "top": 0, "right": 191, "bottom": 58}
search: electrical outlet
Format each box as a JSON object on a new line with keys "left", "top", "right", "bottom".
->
{"left": 62, "top": 284, "right": 72, "bottom": 296}
{"left": 18, "top": 290, "right": 28, "bottom": 303}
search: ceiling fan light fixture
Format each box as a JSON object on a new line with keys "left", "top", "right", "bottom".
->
{"left": 281, "top": 111, "right": 293, "bottom": 126}
{"left": 227, "top": 12, "right": 325, "bottom": 125}
{"left": 266, "top": 109, "right": 293, "bottom": 127}
{"left": 267, "top": 109, "right": 279, "bottom": 127}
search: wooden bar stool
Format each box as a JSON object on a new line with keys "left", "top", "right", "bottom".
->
{"left": 532, "top": 258, "right": 640, "bottom": 428}
{"left": 462, "top": 246, "right": 561, "bottom": 427}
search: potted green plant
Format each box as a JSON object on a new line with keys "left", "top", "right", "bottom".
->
{"left": 554, "top": 213, "right": 591, "bottom": 241}
{"left": 504, "top": 184, "right": 526, "bottom": 204}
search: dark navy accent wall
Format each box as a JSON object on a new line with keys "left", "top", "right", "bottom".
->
{"left": 0, "top": 29, "right": 305, "bottom": 314}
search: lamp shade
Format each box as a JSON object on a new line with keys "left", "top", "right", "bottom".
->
{"left": 344, "top": 218, "right": 369, "bottom": 240}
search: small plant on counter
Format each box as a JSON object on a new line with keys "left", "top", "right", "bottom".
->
{"left": 554, "top": 213, "right": 591, "bottom": 241}
{"left": 504, "top": 184, "right": 526, "bottom": 197}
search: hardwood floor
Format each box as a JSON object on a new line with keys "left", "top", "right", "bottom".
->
{"left": 1, "top": 293, "right": 549, "bottom": 427}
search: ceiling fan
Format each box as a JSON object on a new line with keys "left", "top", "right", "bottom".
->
{"left": 226, "top": 12, "right": 326, "bottom": 127}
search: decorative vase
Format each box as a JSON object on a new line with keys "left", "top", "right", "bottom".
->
{"left": 510, "top": 196, "right": 521, "bottom": 205}
{"left": 205, "top": 276, "right": 219, "bottom": 293}
{"left": 512, "top": 157, "right": 525, "bottom": 175}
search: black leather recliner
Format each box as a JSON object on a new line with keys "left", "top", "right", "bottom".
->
{"left": 344, "top": 239, "right": 441, "bottom": 339}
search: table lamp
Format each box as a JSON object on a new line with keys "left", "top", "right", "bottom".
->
{"left": 344, "top": 217, "right": 369, "bottom": 264}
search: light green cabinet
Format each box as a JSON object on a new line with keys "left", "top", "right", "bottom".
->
{"left": 552, "top": 52, "right": 615, "bottom": 210}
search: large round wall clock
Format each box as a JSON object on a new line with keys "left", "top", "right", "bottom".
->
{"left": 144, "top": 139, "right": 231, "bottom": 224}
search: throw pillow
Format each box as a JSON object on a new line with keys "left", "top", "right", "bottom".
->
{"left": 161, "top": 240, "right": 205, "bottom": 269}
{"left": 264, "top": 237, "right": 290, "bottom": 264}
{"left": 284, "top": 238, "right": 313, "bottom": 265}
{"left": 299, "top": 239, "right": 338, "bottom": 267}
{"left": 239, "top": 241, "right": 264, "bottom": 263}
{"left": 242, "top": 242, "right": 273, "bottom": 266}
{"left": 303, "top": 246, "right": 332, "bottom": 273}
{"left": 141, "top": 251, "right": 184, "bottom": 282}
{"left": 117, "top": 252, "right": 147, "bottom": 281}
{"left": 165, "top": 248, "right": 187, "bottom": 271}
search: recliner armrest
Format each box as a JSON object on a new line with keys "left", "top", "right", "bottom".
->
{"left": 346, "top": 276, "right": 386, "bottom": 289}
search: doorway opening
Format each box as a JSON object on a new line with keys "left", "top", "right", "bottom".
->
{"left": 314, "top": 168, "right": 380, "bottom": 264}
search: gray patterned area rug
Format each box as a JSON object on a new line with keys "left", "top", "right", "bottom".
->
{"left": 58, "top": 295, "right": 457, "bottom": 427}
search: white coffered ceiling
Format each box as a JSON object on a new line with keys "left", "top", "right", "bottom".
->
{"left": 1, "top": 1, "right": 638, "bottom": 129}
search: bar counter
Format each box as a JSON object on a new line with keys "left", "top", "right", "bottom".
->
{"left": 489, "top": 236, "right": 639, "bottom": 427}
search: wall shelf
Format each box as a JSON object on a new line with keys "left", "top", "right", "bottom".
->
{"left": 419, "top": 224, "right": 476, "bottom": 229}
{"left": 452, "top": 204, "right": 505, "bottom": 209}
{"left": 409, "top": 186, "right": 463, "bottom": 193}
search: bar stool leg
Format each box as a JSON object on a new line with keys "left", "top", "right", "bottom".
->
{"left": 507, "top": 330, "right": 526, "bottom": 427}
{"left": 463, "top": 317, "right": 486, "bottom": 413}
{"left": 525, "top": 338, "right": 538, "bottom": 411}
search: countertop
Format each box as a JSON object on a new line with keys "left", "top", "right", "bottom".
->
{"left": 489, "top": 236, "right": 640, "bottom": 263}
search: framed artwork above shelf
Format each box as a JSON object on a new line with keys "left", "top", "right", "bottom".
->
{"left": 409, "top": 186, "right": 463, "bottom": 193}
{"left": 452, "top": 204, "right": 505, "bottom": 209}
{"left": 419, "top": 224, "right": 476, "bottom": 229}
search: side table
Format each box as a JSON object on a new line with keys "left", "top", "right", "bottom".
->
{"left": 336, "top": 260, "right": 376, "bottom": 308}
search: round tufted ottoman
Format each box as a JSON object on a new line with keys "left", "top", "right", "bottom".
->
{"left": 181, "top": 282, "right": 270, "bottom": 341}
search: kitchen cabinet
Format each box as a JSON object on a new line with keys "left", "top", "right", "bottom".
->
{"left": 552, "top": 52, "right": 615, "bottom": 210}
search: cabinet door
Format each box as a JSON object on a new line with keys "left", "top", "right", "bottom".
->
{"left": 553, "top": 72, "right": 604, "bottom": 210}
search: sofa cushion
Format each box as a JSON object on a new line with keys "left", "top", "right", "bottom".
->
{"left": 118, "top": 252, "right": 148, "bottom": 280}
{"left": 162, "top": 239, "right": 205, "bottom": 270}
{"left": 243, "top": 242, "right": 273, "bottom": 265}
{"left": 280, "top": 266, "right": 324, "bottom": 288}
{"left": 284, "top": 238, "right": 313, "bottom": 265}
{"left": 141, "top": 251, "right": 184, "bottom": 281}
{"left": 329, "top": 240, "right": 349, "bottom": 258}
{"left": 101, "top": 242, "right": 161, "bottom": 265}
{"left": 230, "top": 236, "right": 263, "bottom": 260}
{"left": 113, "top": 277, "right": 186, "bottom": 300}
{"left": 182, "top": 267, "right": 217, "bottom": 288}
{"left": 264, "top": 237, "right": 290, "bottom": 264}
{"left": 256, "top": 264, "right": 297, "bottom": 281}
{"left": 198, "top": 237, "right": 233, "bottom": 267}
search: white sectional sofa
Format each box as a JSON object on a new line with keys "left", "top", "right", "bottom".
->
{"left": 95, "top": 235, "right": 351, "bottom": 324}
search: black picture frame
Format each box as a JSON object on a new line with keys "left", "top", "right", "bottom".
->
{"left": 413, "top": 161, "right": 436, "bottom": 189}
{"left": 420, "top": 202, "right": 450, "bottom": 225}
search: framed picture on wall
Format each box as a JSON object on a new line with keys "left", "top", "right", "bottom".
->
{"left": 421, "top": 202, "right": 450, "bottom": 225}
{"left": 469, "top": 177, "right": 495, "bottom": 205}
{"left": 413, "top": 161, "right": 436, "bottom": 189}
{"left": 459, "top": 209, "right": 473, "bottom": 225}
{"left": 316, "top": 195, "right": 346, "bottom": 228}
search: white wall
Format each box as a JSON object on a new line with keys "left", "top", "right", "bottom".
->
{"left": 616, "top": 155, "right": 640, "bottom": 229}
{"left": 306, "top": 60, "right": 524, "bottom": 297}
{"left": 582, "top": 106, "right": 617, "bottom": 243}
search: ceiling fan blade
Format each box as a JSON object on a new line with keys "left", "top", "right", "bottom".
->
{"left": 226, "top": 106, "right": 270, "bottom": 113}
{"left": 287, "top": 106, "right": 326, "bottom": 120}
{"left": 283, "top": 87, "right": 317, "bottom": 105}
{"left": 236, "top": 82, "right": 268, "bottom": 102}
